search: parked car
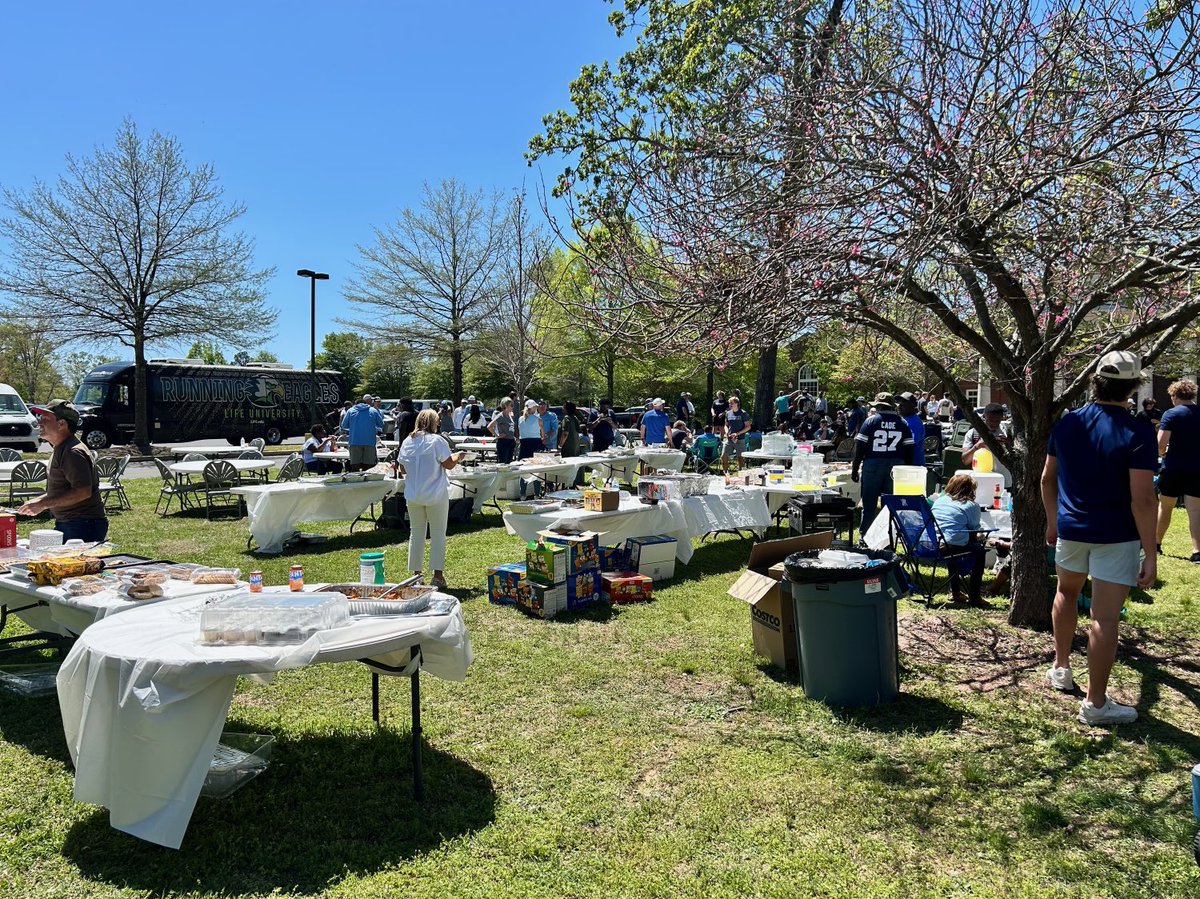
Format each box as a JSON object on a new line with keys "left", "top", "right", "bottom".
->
{"left": 0, "top": 384, "right": 40, "bottom": 452}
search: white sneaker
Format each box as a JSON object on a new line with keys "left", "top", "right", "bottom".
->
{"left": 1046, "top": 665, "right": 1075, "bottom": 692}
{"left": 1078, "top": 698, "right": 1138, "bottom": 726}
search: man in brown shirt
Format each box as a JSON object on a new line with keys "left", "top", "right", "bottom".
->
{"left": 18, "top": 399, "right": 108, "bottom": 542}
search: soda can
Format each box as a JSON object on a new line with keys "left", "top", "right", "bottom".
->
{"left": 288, "top": 564, "right": 304, "bottom": 591}
{"left": 249, "top": 571, "right": 263, "bottom": 593}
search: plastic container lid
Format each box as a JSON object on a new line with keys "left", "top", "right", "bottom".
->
{"left": 359, "top": 552, "right": 384, "bottom": 561}
{"left": 783, "top": 548, "right": 897, "bottom": 583}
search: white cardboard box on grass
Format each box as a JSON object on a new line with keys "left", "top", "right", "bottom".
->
{"left": 626, "top": 535, "right": 677, "bottom": 581}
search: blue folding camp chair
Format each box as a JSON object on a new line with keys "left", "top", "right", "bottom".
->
{"left": 880, "top": 494, "right": 994, "bottom": 605}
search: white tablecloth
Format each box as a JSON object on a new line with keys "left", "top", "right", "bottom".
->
{"left": 637, "top": 448, "right": 687, "bottom": 472}
{"left": 0, "top": 572, "right": 238, "bottom": 636}
{"left": 503, "top": 487, "right": 770, "bottom": 563}
{"left": 861, "top": 505, "right": 1012, "bottom": 550}
{"left": 162, "top": 445, "right": 254, "bottom": 461}
{"left": 57, "top": 591, "right": 472, "bottom": 849}
{"left": 230, "top": 479, "right": 401, "bottom": 554}
{"left": 581, "top": 453, "right": 640, "bottom": 483}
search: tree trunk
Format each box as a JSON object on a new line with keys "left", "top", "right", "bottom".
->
{"left": 451, "top": 340, "right": 464, "bottom": 404}
{"left": 706, "top": 363, "right": 715, "bottom": 425}
{"left": 753, "top": 342, "right": 778, "bottom": 431}
{"left": 1006, "top": 377, "right": 1056, "bottom": 630}
{"left": 606, "top": 354, "right": 615, "bottom": 403}
{"left": 133, "top": 333, "right": 149, "bottom": 451}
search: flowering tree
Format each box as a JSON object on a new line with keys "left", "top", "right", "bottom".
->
{"left": 532, "top": 0, "right": 1200, "bottom": 628}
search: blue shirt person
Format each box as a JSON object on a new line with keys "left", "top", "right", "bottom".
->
{"left": 850, "top": 393, "right": 914, "bottom": 531}
{"left": 1154, "top": 378, "right": 1200, "bottom": 560}
{"left": 640, "top": 400, "right": 671, "bottom": 445}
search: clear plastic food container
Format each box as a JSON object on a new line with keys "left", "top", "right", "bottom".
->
{"left": 198, "top": 591, "right": 350, "bottom": 645}
{"left": 189, "top": 567, "right": 241, "bottom": 586}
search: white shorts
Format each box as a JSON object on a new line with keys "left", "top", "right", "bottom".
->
{"left": 1055, "top": 539, "right": 1141, "bottom": 587}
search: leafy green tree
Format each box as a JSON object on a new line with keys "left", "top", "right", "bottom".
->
{"left": 313, "top": 331, "right": 371, "bottom": 386}
{"left": 58, "top": 350, "right": 118, "bottom": 394}
{"left": 0, "top": 318, "right": 66, "bottom": 400}
{"left": 0, "top": 118, "right": 275, "bottom": 448}
{"left": 186, "top": 340, "right": 226, "bottom": 365}
{"left": 359, "top": 343, "right": 415, "bottom": 399}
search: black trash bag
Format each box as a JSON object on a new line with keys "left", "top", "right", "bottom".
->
{"left": 783, "top": 548, "right": 897, "bottom": 584}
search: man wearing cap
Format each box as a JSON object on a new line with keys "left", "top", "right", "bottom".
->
{"left": 897, "top": 392, "right": 927, "bottom": 465}
{"left": 962, "top": 403, "right": 1013, "bottom": 488}
{"left": 340, "top": 394, "right": 385, "bottom": 471}
{"left": 640, "top": 398, "right": 672, "bottom": 446}
{"left": 1042, "top": 351, "right": 1157, "bottom": 726}
{"left": 19, "top": 400, "right": 108, "bottom": 541}
{"left": 851, "top": 392, "right": 915, "bottom": 531}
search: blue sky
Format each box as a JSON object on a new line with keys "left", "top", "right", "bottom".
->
{"left": 0, "top": 1, "right": 630, "bottom": 367}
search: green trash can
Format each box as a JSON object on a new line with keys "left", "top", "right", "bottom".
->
{"left": 783, "top": 549, "right": 902, "bottom": 707}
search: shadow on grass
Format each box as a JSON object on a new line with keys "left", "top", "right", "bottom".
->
{"left": 62, "top": 727, "right": 497, "bottom": 894}
{"left": 0, "top": 686, "right": 73, "bottom": 765}
{"left": 833, "top": 692, "right": 965, "bottom": 734}
{"left": 240, "top": 513, "right": 501, "bottom": 558}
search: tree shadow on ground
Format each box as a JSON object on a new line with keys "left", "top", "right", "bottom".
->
{"left": 0, "top": 680, "right": 73, "bottom": 765}
{"left": 832, "top": 692, "right": 965, "bottom": 735}
{"left": 62, "top": 726, "right": 496, "bottom": 895}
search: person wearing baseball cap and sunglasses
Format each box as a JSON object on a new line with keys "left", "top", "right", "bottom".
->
{"left": 1043, "top": 351, "right": 1157, "bottom": 726}
{"left": 19, "top": 399, "right": 108, "bottom": 542}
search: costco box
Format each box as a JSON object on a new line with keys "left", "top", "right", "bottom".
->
{"left": 727, "top": 531, "right": 833, "bottom": 675}
{"left": 487, "top": 562, "right": 531, "bottom": 607}
{"left": 584, "top": 488, "right": 620, "bottom": 511}
{"left": 625, "top": 535, "right": 677, "bottom": 581}
{"left": 520, "top": 570, "right": 602, "bottom": 618}
{"left": 602, "top": 571, "right": 654, "bottom": 603}
{"left": 525, "top": 541, "right": 569, "bottom": 586}
{"left": 538, "top": 530, "right": 600, "bottom": 575}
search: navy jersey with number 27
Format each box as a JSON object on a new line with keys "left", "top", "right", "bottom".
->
{"left": 855, "top": 412, "right": 915, "bottom": 460}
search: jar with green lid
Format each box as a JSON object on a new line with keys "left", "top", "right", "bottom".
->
{"left": 359, "top": 552, "right": 385, "bottom": 585}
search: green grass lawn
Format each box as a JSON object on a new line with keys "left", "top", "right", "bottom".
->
{"left": 1, "top": 480, "right": 1199, "bottom": 898}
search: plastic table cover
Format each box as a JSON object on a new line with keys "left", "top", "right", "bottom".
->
{"left": 230, "top": 479, "right": 402, "bottom": 554}
{"left": 502, "top": 487, "right": 770, "bottom": 563}
{"left": 56, "top": 590, "right": 472, "bottom": 849}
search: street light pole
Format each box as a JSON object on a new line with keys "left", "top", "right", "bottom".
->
{"left": 297, "top": 269, "right": 329, "bottom": 423}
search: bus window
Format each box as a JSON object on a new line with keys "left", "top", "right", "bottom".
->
{"left": 74, "top": 382, "right": 110, "bottom": 407}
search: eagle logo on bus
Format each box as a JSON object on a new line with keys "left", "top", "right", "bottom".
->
{"left": 250, "top": 379, "right": 285, "bottom": 408}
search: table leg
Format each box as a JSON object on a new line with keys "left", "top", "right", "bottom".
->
{"left": 363, "top": 644, "right": 424, "bottom": 801}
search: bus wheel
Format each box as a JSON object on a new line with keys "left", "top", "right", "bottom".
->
{"left": 82, "top": 427, "right": 111, "bottom": 450}
{"left": 264, "top": 424, "right": 284, "bottom": 445}
{"left": 226, "top": 436, "right": 243, "bottom": 446}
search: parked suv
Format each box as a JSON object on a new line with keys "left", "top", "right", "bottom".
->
{"left": 0, "top": 384, "right": 40, "bottom": 452}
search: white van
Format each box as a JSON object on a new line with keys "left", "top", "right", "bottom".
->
{"left": 0, "top": 384, "right": 40, "bottom": 452}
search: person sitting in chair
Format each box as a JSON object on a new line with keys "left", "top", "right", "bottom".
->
{"left": 930, "top": 473, "right": 988, "bottom": 605}
{"left": 302, "top": 424, "right": 335, "bottom": 475}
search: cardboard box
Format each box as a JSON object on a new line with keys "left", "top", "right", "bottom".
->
{"left": 583, "top": 488, "right": 620, "bottom": 511}
{"left": 525, "top": 541, "right": 569, "bottom": 586}
{"left": 520, "top": 570, "right": 602, "bottom": 618}
{"left": 602, "top": 571, "right": 654, "bottom": 603}
{"left": 599, "top": 544, "right": 628, "bottom": 572}
{"left": 538, "top": 530, "right": 600, "bottom": 575}
{"left": 625, "top": 535, "right": 677, "bottom": 580}
{"left": 626, "top": 535, "right": 677, "bottom": 567}
{"left": 487, "top": 562, "right": 531, "bottom": 607}
{"left": 727, "top": 531, "right": 833, "bottom": 674}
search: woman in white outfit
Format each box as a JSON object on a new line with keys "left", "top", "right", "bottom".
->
{"left": 398, "top": 408, "right": 465, "bottom": 589}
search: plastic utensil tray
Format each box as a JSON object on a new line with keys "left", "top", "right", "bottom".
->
{"left": 201, "top": 732, "right": 275, "bottom": 799}
{"left": 0, "top": 664, "right": 59, "bottom": 697}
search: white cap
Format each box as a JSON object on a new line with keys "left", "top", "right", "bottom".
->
{"left": 652, "top": 397, "right": 665, "bottom": 406}
{"left": 1096, "top": 350, "right": 1144, "bottom": 381}
{"left": 467, "top": 395, "right": 477, "bottom": 402}
{"left": 524, "top": 399, "right": 538, "bottom": 409}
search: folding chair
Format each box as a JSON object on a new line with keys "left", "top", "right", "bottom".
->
{"left": 879, "top": 494, "right": 992, "bottom": 605}
{"left": 95, "top": 457, "right": 131, "bottom": 511}
{"left": 250, "top": 438, "right": 267, "bottom": 452}
{"left": 8, "top": 460, "right": 46, "bottom": 507}
{"left": 153, "top": 458, "right": 192, "bottom": 515}
{"left": 0, "top": 448, "right": 21, "bottom": 462}
{"left": 276, "top": 457, "right": 304, "bottom": 482}
{"left": 688, "top": 437, "right": 722, "bottom": 474}
{"left": 202, "top": 460, "right": 244, "bottom": 519}
{"left": 833, "top": 438, "right": 856, "bottom": 462}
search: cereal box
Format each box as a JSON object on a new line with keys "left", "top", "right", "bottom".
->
{"left": 602, "top": 571, "right": 654, "bottom": 603}
{"left": 487, "top": 562, "right": 531, "bottom": 607}
{"left": 583, "top": 488, "right": 619, "bottom": 511}
{"left": 599, "top": 544, "right": 628, "bottom": 572}
{"left": 538, "top": 530, "right": 600, "bottom": 575}
{"left": 525, "top": 541, "right": 569, "bottom": 586}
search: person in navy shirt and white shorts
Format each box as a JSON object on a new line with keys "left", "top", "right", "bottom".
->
{"left": 1154, "top": 378, "right": 1200, "bottom": 562}
{"left": 1042, "top": 351, "right": 1158, "bottom": 726}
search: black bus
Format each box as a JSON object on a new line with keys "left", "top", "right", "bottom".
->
{"left": 72, "top": 360, "right": 347, "bottom": 449}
